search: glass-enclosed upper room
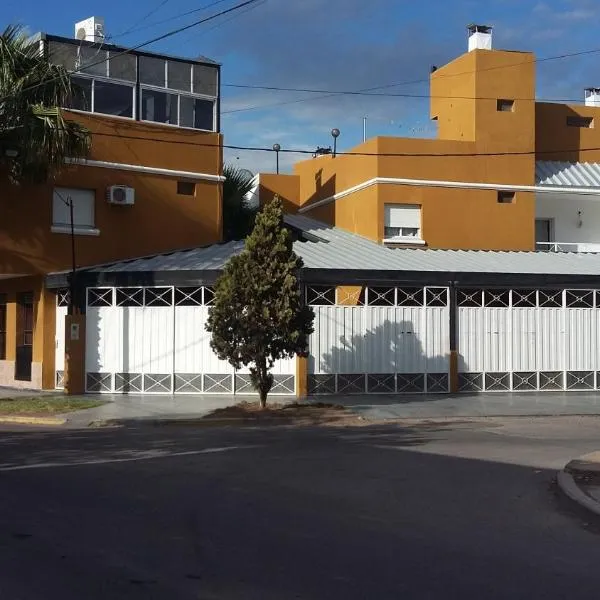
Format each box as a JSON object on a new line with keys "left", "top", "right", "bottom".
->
{"left": 34, "top": 32, "right": 220, "bottom": 133}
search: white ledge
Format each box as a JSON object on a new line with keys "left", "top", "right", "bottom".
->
{"left": 383, "top": 238, "right": 426, "bottom": 246}
{"left": 51, "top": 225, "right": 100, "bottom": 237}
{"left": 298, "top": 176, "right": 600, "bottom": 214}
{"left": 65, "top": 158, "right": 225, "bottom": 183}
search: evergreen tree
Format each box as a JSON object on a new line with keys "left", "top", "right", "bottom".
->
{"left": 206, "top": 196, "right": 314, "bottom": 408}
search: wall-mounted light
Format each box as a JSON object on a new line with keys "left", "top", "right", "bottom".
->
{"left": 4, "top": 149, "right": 18, "bottom": 158}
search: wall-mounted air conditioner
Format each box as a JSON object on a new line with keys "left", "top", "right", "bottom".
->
{"left": 106, "top": 185, "right": 135, "bottom": 206}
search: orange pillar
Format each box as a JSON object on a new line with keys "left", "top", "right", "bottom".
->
{"left": 64, "top": 314, "right": 86, "bottom": 395}
{"left": 296, "top": 355, "right": 308, "bottom": 398}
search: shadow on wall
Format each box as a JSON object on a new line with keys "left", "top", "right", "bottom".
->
{"left": 303, "top": 170, "right": 336, "bottom": 224}
{"left": 311, "top": 319, "right": 467, "bottom": 396}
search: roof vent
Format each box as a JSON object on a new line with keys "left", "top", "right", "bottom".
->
{"left": 467, "top": 24, "right": 492, "bottom": 52}
{"left": 74, "top": 16, "right": 105, "bottom": 43}
{"left": 585, "top": 88, "right": 600, "bottom": 107}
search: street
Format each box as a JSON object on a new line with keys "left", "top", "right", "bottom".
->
{"left": 1, "top": 417, "right": 600, "bottom": 599}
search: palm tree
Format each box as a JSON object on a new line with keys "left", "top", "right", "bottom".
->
{"left": 0, "top": 25, "right": 90, "bottom": 184}
{"left": 222, "top": 163, "right": 258, "bottom": 241}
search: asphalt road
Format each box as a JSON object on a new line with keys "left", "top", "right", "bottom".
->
{"left": 1, "top": 417, "right": 600, "bottom": 599}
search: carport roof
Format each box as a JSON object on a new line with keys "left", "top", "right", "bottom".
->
{"left": 45, "top": 213, "right": 600, "bottom": 288}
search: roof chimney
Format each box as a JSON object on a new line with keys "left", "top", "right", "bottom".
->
{"left": 74, "top": 17, "right": 105, "bottom": 43}
{"left": 467, "top": 24, "right": 492, "bottom": 52}
{"left": 585, "top": 88, "right": 600, "bottom": 107}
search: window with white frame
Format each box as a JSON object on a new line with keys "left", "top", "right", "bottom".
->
{"left": 52, "top": 188, "right": 97, "bottom": 234}
{"left": 384, "top": 204, "right": 422, "bottom": 241}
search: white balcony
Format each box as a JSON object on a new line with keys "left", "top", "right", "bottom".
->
{"left": 536, "top": 190, "right": 600, "bottom": 254}
{"left": 535, "top": 241, "right": 600, "bottom": 253}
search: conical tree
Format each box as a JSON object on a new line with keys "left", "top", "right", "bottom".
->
{"left": 0, "top": 25, "right": 90, "bottom": 184}
{"left": 206, "top": 196, "right": 314, "bottom": 408}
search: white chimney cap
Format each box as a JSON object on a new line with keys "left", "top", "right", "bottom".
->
{"left": 467, "top": 23, "right": 493, "bottom": 52}
{"left": 74, "top": 17, "right": 105, "bottom": 43}
{"left": 585, "top": 88, "right": 600, "bottom": 107}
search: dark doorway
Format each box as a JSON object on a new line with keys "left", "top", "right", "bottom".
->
{"left": 15, "top": 292, "right": 33, "bottom": 381}
{"left": 535, "top": 218, "right": 553, "bottom": 245}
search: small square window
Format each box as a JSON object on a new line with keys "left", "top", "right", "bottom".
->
{"left": 384, "top": 204, "right": 421, "bottom": 241}
{"left": 567, "top": 116, "right": 594, "bottom": 128}
{"left": 52, "top": 187, "right": 95, "bottom": 231}
{"left": 497, "top": 99, "right": 514, "bottom": 112}
{"left": 497, "top": 191, "right": 515, "bottom": 204}
{"left": 177, "top": 181, "right": 196, "bottom": 196}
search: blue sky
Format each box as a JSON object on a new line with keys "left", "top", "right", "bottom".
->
{"left": 5, "top": 0, "right": 600, "bottom": 172}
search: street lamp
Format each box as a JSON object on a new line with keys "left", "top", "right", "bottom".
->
{"left": 331, "top": 128, "right": 340, "bottom": 158}
{"left": 273, "top": 143, "right": 281, "bottom": 174}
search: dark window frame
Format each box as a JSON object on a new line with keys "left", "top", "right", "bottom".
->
{"left": 177, "top": 181, "right": 196, "bottom": 196}
{"left": 566, "top": 116, "right": 594, "bottom": 129}
{"left": 497, "top": 99, "right": 515, "bottom": 112}
{"left": 497, "top": 191, "right": 516, "bottom": 204}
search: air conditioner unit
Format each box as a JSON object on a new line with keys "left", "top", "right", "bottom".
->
{"left": 106, "top": 185, "right": 135, "bottom": 206}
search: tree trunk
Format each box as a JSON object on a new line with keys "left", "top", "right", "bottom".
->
{"left": 252, "top": 356, "right": 271, "bottom": 410}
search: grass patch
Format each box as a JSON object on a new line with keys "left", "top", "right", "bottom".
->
{"left": 0, "top": 396, "right": 104, "bottom": 415}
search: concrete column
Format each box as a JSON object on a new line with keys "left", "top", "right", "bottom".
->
{"left": 296, "top": 355, "right": 308, "bottom": 398}
{"left": 64, "top": 314, "right": 86, "bottom": 395}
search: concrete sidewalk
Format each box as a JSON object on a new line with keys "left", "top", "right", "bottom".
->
{"left": 62, "top": 393, "right": 266, "bottom": 427}
{"left": 338, "top": 391, "right": 600, "bottom": 420}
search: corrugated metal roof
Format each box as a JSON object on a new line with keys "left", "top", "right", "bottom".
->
{"left": 536, "top": 161, "right": 600, "bottom": 188}
{"left": 75, "top": 213, "right": 600, "bottom": 277}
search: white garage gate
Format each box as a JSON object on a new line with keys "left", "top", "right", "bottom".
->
{"left": 306, "top": 285, "right": 450, "bottom": 394}
{"left": 457, "top": 288, "right": 600, "bottom": 392}
{"left": 80, "top": 286, "right": 296, "bottom": 395}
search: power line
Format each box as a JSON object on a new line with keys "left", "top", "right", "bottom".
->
{"left": 114, "top": 0, "right": 173, "bottom": 40}
{"left": 83, "top": 125, "right": 600, "bottom": 158}
{"left": 111, "top": 0, "right": 234, "bottom": 41}
{"left": 163, "top": 0, "right": 268, "bottom": 52}
{"left": 222, "top": 83, "right": 588, "bottom": 104}
{"left": 221, "top": 45, "right": 600, "bottom": 114}
{"left": 0, "top": 0, "right": 264, "bottom": 105}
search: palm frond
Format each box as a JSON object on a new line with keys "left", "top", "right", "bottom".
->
{"left": 0, "top": 24, "right": 90, "bottom": 184}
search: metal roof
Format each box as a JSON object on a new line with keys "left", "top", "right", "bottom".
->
{"left": 64, "top": 213, "right": 600, "bottom": 278}
{"left": 536, "top": 161, "right": 600, "bottom": 188}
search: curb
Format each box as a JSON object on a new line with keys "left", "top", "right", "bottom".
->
{"left": 0, "top": 415, "right": 67, "bottom": 427}
{"left": 557, "top": 468, "right": 600, "bottom": 518}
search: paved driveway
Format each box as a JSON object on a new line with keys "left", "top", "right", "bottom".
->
{"left": 337, "top": 391, "right": 600, "bottom": 420}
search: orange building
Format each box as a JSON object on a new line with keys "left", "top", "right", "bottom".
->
{"left": 0, "top": 18, "right": 223, "bottom": 389}
{"left": 258, "top": 24, "right": 600, "bottom": 254}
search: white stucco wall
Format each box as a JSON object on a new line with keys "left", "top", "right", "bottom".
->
{"left": 536, "top": 193, "right": 600, "bottom": 250}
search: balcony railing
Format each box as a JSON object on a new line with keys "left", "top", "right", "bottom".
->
{"left": 536, "top": 242, "right": 600, "bottom": 253}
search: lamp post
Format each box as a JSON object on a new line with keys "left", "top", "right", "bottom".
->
{"left": 54, "top": 190, "right": 77, "bottom": 315}
{"left": 331, "top": 128, "right": 340, "bottom": 157}
{"left": 273, "top": 143, "right": 281, "bottom": 174}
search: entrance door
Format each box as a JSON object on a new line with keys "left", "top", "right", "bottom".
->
{"left": 535, "top": 219, "right": 553, "bottom": 249}
{"left": 15, "top": 292, "right": 33, "bottom": 381}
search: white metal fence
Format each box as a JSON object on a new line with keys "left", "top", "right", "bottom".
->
{"left": 81, "top": 286, "right": 296, "bottom": 395}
